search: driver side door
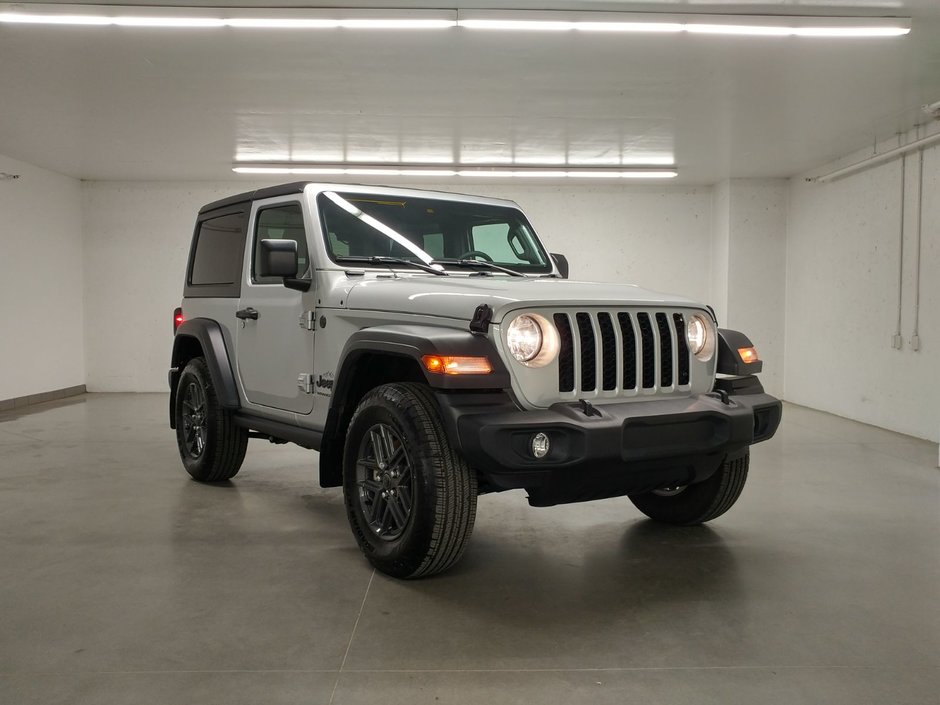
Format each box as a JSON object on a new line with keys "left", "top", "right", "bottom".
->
{"left": 234, "top": 197, "right": 316, "bottom": 416}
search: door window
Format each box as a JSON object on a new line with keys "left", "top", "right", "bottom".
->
{"left": 252, "top": 204, "right": 309, "bottom": 284}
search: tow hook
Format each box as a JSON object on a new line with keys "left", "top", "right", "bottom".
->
{"left": 578, "top": 399, "right": 603, "bottom": 418}
{"left": 707, "top": 389, "right": 731, "bottom": 405}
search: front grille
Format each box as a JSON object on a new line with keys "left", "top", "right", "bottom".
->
{"left": 575, "top": 312, "right": 597, "bottom": 392}
{"left": 554, "top": 313, "right": 575, "bottom": 393}
{"left": 553, "top": 309, "right": 692, "bottom": 396}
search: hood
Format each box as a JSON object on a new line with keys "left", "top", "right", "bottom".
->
{"left": 343, "top": 276, "right": 703, "bottom": 322}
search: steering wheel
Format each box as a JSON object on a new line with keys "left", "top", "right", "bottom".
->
{"left": 456, "top": 250, "right": 494, "bottom": 262}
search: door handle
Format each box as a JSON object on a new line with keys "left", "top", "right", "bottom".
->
{"left": 236, "top": 307, "right": 259, "bottom": 321}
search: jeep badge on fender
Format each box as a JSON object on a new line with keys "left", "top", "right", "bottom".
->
{"left": 168, "top": 182, "right": 782, "bottom": 579}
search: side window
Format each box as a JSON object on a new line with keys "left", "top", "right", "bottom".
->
{"left": 190, "top": 211, "right": 246, "bottom": 289}
{"left": 253, "top": 204, "right": 309, "bottom": 284}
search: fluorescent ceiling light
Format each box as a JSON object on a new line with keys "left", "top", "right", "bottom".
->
{"left": 227, "top": 19, "right": 456, "bottom": 29}
{"left": 233, "top": 166, "right": 459, "bottom": 177}
{"left": 458, "top": 20, "right": 682, "bottom": 33}
{"left": 0, "top": 13, "right": 111, "bottom": 25}
{"left": 457, "top": 11, "right": 911, "bottom": 38}
{"left": 0, "top": 6, "right": 910, "bottom": 38}
{"left": 684, "top": 24, "right": 909, "bottom": 38}
{"left": 0, "top": 5, "right": 457, "bottom": 29}
{"left": 233, "top": 164, "right": 677, "bottom": 179}
{"left": 463, "top": 170, "right": 569, "bottom": 178}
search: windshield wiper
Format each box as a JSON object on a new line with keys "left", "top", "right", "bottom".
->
{"left": 335, "top": 256, "right": 447, "bottom": 276}
{"left": 432, "top": 259, "right": 525, "bottom": 277}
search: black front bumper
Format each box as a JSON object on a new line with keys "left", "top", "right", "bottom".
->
{"left": 437, "top": 388, "right": 781, "bottom": 506}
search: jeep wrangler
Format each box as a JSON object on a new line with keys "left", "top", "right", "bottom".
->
{"left": 169, "top": 182, "right": 781, "bottom": 578}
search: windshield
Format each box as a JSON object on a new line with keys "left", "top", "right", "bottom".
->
{"left": 318, "top": 191, "right": 552, "bottom": 274}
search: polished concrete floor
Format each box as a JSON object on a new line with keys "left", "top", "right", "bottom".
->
{"left": 0, "top": 393, "right": 937, "bottom": 704}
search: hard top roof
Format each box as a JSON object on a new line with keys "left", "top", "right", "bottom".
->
{"left": 198, "top": 181, "right": 521, "bottom": 216}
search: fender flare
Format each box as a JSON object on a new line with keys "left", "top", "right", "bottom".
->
{"left": 316, "top": 324, "right": 511, "bottom": 488}
{"left": 716, "top": 328, "right": 763, "bottom": 376}
{"left": 334, "top": 324, "right": 511, "bottom": 398}
{"left": 168, "top": 318, "right": 240, "bottom": 428}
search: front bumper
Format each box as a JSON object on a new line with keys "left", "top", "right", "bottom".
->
{"left": 437, "top": 389, "right": 781, "bottom": 506}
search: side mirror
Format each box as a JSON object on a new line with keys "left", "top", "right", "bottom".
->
{"left": 259, "top": 239, "right": 311, "bottom": 292}
{"left": 550, "top": 253, "right": 569, "bottom": 279}
{"left": 259, "top": 239, "right": 298, "bottom": 278}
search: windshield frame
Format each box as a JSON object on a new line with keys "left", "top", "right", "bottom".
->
{"left": 315, "top": 190, "right": 554, "bottom": 276}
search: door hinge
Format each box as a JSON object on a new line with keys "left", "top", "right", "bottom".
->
{"left": 299, "top": 311, "right": 316, "bottom": 331}
{"left": 297, "top": 373, "right": 315, "bottom": 394}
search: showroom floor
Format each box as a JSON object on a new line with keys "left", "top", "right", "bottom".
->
{"left": 0, "top": 394, "right": 937, "bottom": 704}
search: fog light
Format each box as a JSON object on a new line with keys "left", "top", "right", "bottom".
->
{"left": 530, "top": 432, "right": 551, "bottom": 459}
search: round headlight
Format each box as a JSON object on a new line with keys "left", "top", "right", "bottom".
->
{"left": 507, "top": 314, "right": 542, "bottom": 362}
{"left": 506, "top": 313, "right": 560, "bottom": 367}
{"left": 687, "top": 316, "right": 707, "bottom": 355}
{"left": 686, "top": 314, "right": 715, "bottom": 361}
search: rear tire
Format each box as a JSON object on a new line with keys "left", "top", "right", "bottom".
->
{"left": 174, "top": 357, "right": 248, "bottom": 482}
{"left": 343, "top": 383, "right": 477, "bottom": 579}
{"left": 628, "top": 451, "right": 749, "bottom": 525}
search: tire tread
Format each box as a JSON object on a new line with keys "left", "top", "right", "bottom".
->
{"left": 175, "top": 357, "right": 248, "bottom": 482}
{"left": 628, "top": 451, "right": 749, "bottom": 525}
{"left": 343, "top": 383, "right": 477, "bottom": 578}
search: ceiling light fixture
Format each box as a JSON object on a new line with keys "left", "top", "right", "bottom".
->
{"left": 457, "top": 11, "right": 911, "bottom": 38}
{"left": 0, "top": 5, "right": 458, "bottom": 29}
{"left": 232, "top": 164, "right": 677, "bottom": 179}
{"left": 0, "top": 5, "right": 911, "bottom": 38}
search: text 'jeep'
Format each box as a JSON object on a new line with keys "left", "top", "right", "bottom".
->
{"left": 169, "top": 182, "right": 782, "bottom": 578}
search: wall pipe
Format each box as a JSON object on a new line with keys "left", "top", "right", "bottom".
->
{"left": 910, "top": 149, "right": 924, "bottom": 351}
{"left": 893, "top": 153, "right": 905, "bottom": 350}
{"left": 808, "top": 129, "right": 940, "bottom": 183}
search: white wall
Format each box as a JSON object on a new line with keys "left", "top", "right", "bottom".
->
{"left": 81, "top": 180, "right": 714, "bottom": 392}
{"left": 710, "top": 180, "right": 731, "bottom": 324}
{"left": 0, "top": 153, "right": 84, "bottom": 400}
{"left": 719, "top": 179, "right": 789, "bottom": 398}
{"left": 786, "top": 130, "right": 940, "bottom": 441}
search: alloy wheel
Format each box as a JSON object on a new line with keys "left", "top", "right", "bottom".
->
{"left": 356, "top": 423, "right": 415, "bottom": 540}
{"left": 181, "top": 381, "right": 208, "bottom": 459}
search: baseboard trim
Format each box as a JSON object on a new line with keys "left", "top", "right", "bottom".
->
{"left": 0, "top": 385, "right": 87, "bottom": 412}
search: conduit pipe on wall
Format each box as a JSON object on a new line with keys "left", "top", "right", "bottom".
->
{"left": 910, "top": 149, "right": 924, "bottom": 352}
{"left": 808, "top": 130, "right": 940, "bottom": 183}
{"left": 893, "top": 153, "right": 906, "bottom": 350}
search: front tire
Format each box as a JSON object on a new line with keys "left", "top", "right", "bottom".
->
{"left": 628, "top": 451, "right": 749, "bottom": 525}
{"left": 174, "top": 357, "right": 248, "bottom": 482}
{"left": 343, "top": 383, "right": 477, "bottom": 579}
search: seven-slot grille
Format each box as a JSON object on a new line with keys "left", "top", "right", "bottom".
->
{"left": 553, "top": 310, "right": 691, "bottom": 396}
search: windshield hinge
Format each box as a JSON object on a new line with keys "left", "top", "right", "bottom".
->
{"left": 298, "top": 311, "right": 316, "bottom": 331}
{"left": 469, "top": 304, "right": 493, "bottom": 335}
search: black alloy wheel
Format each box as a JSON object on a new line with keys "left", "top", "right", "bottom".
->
{"left": 180, "top": 379, "right": 208, "bottom": 459}
{"left": 355, "top": 423, "right": 415, "bottom": 541}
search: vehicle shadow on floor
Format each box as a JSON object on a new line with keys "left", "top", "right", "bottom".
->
{"left": 408, "top": 517, "right": 747, "bottom": 621}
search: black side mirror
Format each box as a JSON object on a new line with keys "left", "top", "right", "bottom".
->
{"left": 259, "top": 239, "right": 311, "bottom": 292}
{"left": 259, "top": 239, "right": 298, "bottom": 277}
{"left": 550, "top": 253, "right": 569, "bottom": 279}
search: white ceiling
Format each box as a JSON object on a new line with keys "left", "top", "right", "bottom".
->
{"left": 1, "top": 1, "right": 939, "bottom": 184}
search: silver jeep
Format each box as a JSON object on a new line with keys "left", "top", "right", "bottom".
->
{"left": 169, "top": 182, "right": 781, "bottom": 578}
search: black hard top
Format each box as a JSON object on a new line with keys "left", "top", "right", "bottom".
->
{"left": 198, "top": 181, "right": 310, "bottom": 215}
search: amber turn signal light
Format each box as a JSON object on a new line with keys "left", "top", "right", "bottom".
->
{"left": 421, "top": 355, "right": 492, "bottom": 375}
{"left": 738, "top": 346, "right": 760, "bottom": 364}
